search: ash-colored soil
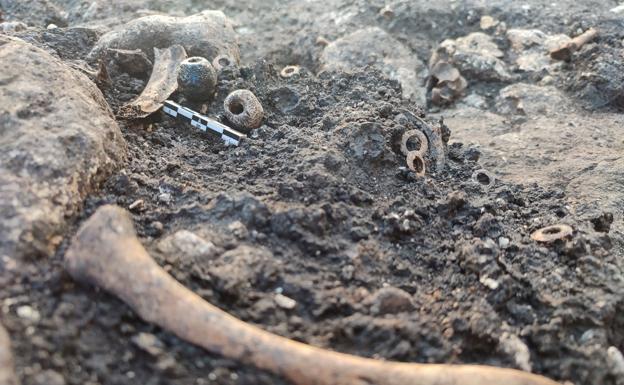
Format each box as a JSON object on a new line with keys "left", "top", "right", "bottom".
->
{"left": 1, "top": 1, "right": 623, "bottom": 385}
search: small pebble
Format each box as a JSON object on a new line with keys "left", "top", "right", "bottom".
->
{"left": 480, "top": 15, "right": 498, "bottom": 30}
{"left": 16, "top": 305, "right": 40, "bottom": 322}
{"left": 33, "top": 370, "right": 66, "bottom": 385}
{"left": 158, "top": 230, "right": 217, "bottom": 262}
{"left": 274, "top": 294, "right": 297, "bottom": 310}
{"left": 479, "top": 276, "right": 500, "bottom": 290}
{"left": 607, "top": 346, "right": 624, "bottom": 375}
{"left": 131, "top": 332, "right": 164, "bottom": 356}
{"left": 151, "top": 221, "right": 164, "bottom": 235}
{"left": 128, "top": 199, "right": 144, "bottom": 211}
{"left": 158, "top": 193, "right": 172, "bottom": 204}
{"left": 368, "top": 287, "right": 414, "bottom": 315}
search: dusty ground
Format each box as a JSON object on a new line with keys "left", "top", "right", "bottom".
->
{"left": 1, "top": 1, "right": 623, "bottom": 385}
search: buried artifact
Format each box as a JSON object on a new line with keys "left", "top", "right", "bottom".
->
{"left": 65, "top": 205, "right": 561, "bottom": 385}
{"left": 118, "top": 45, "right": 187, "bottom": 119}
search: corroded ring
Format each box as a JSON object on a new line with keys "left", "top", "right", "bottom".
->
{"left": 472, "top": 169, "right": 495, "bottom": 188}
{"left": 212, "top": 54, "right": 234, "bottom": 72}
{"left": 401, "top": 129, "right": 429, "bottom": 156}
{"left": 280, "top": 65, "right": 301, "bottom": 78}
{"left": 531, "top": 224, "right": 573, "bottom": 242}
{"left": 406, "top": 152, "right": 426, "bottom": 177}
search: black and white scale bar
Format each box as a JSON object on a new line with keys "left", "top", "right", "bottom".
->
{"left": 162, "top": 100, "right": 245, "bottom": 146}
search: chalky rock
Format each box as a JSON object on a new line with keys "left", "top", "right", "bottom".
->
{"left": 0, "top": 36, "right": 126, "bottom": 260}
{"left": 431, "top": 32, "right": 511, "bottom": 82}
{"left": 506, "top": 29, "right": 571, "bottom": 73}
{"left": 223, "top": 89, "right": 264, "bottom": 132}
{"left": 177, "top": 57, "right": 218, "bottom": 102}
{"left": 320, "top": 27, "right": 426, "bottom": 104}
{"left": 495, "top": 84, "right": 570, "bottom": 116}
{"left": 88, "top": 11, "right": 240, "bottom": 64}
{"left": 157, "top": 229, "right": 217, "bottom": 264}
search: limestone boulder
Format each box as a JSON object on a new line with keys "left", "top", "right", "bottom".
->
{"left": 0, "top": 36, "right": 126, "bottom": 260}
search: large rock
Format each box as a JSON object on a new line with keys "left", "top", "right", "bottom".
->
{"left": 506, "top": 29, "right": 570, "bottom": 73}
{"left": 320, "top": 27, "right": 426, "bottom": 104}
{"left": 88, "top": 11, "right": 240, "bottom": 63}
{"left": 431, "top": 32, "right": 511, "bottom": 82}
{"left": 0, "top": 36, "right": 126, "bottom": 260}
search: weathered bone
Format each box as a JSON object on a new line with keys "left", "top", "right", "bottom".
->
{"left": 65, "top": 205, "right": 560, "bottom": 385}
{"left": 118, "top": 45, "right": 187, "bottom": 119}
{"left": 550, "top": 28, "right": 598, "bottom": 61}
{"left": 0, "top": 323, "right": 19, "bottom": 385}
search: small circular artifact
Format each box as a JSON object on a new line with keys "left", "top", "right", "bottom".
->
{"left": 401, "top": 129, "right": 429, "bottom": 156}
{"left": 531, "top": 224, "right": 573, "bottom": 242}
{"left": 472, "top": 169, "right": 495, "bottom": 188}
{"left": 280, "top": 65, "right": 301, "bottom": 78}
{"left": 177, "top": 57, "right": 217, "bottom": 102}
{"left": 224, "top": 89, "right": 264, "bottom": 132}
{"left": 212, "top": 54, "right": 234, "bottom": 72}
{"left": 406, "top": 152, "right": 426, "bottom": 177}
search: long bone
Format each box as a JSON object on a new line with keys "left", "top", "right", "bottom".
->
{"left": 65, "top": 205, "right": 560, "bottom": 385}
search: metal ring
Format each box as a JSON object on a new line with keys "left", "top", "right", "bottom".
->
{"left": 531, "top": 224, "right": 573, "bottom": 242}
{"left": 280, "top": 65, "right": 301, "bottom": 78}
{"left": 406, "top": 152, "right": 426, "bottom": 177}
{"left": 471, "top": 169, "right": 495, "bottom": 188}
{"left": 401, "top": 129, "right": 429, "bottom": 156}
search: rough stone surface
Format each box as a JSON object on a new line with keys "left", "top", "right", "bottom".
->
{"left": 0, "top": 35, "right": 126, "bottom": 260}
{"left": 433, "top": 32, "right": 511, "bottom": 82}
{"left": 506, "top": 29, "right": 570, "bottom": 73}
{"left": 321, "top": 27, "right": 426, "bottom": 104}
{"left": 157, "top": 229, "right": 218, "bottom": 264}
{"left": 88, "top": 11, "right": 240, "bottom": 64}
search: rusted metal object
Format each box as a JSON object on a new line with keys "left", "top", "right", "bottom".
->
{"left": 0, "top": 323, "right": 18, "bottom": 385}
{"left": 65, "top": 205, "right": 561, "bottom": 385}
{"left": 550, "top": 28, "right": 598, "bottom": 61}
{"left": 118, "top": 45, "right": 187, "bottom": 119}
{"left": 531, "top": 224, "right": 573, "bottom": 242}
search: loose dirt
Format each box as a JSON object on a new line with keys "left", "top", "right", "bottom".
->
{"left": 1, "top": 1, "right": 623, "bottom": 385}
